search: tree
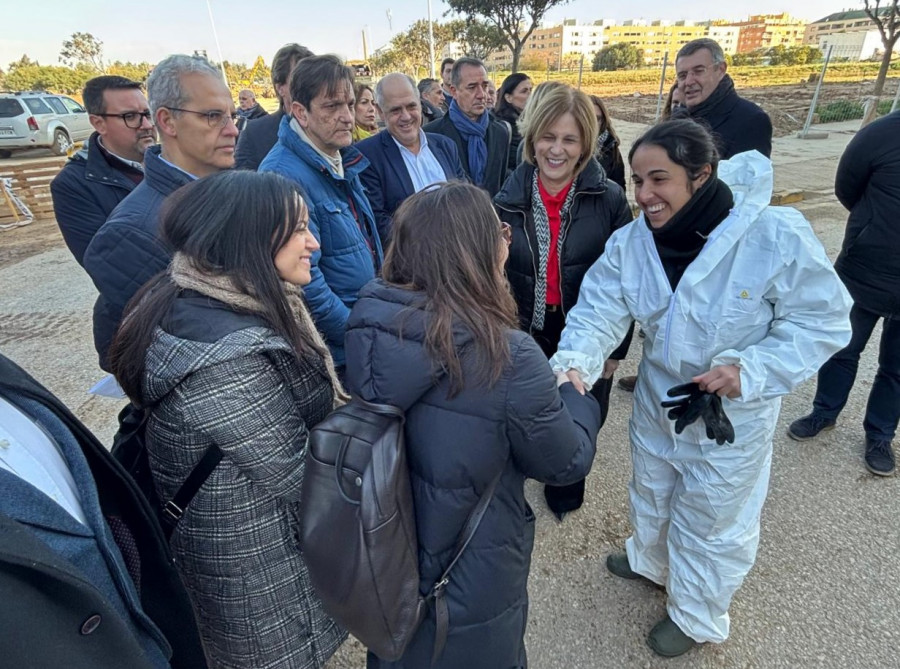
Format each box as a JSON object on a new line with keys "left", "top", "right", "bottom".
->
{"left": 60, "top": 32, "right": 105, "bottom": 72}
{"left": 864, "top": 0, "right": 900, "bottom": 96}
{"left": 454, "top": 19, "right": 506, "bottom": 61}
{"left": 446, "top": 0, "right": 569, "bottom": 73}
{"left": 592, "top": 43, "right": 642, "bottom": 71}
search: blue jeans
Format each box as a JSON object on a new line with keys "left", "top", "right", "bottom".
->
{"left": 813, "top": 304, "right": 900, "bottom": 441}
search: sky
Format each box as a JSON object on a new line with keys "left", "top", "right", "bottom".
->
{"left": 0, "top": 0, "right": 858, "bottom": 70}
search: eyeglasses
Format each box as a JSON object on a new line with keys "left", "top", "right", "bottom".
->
{"left": 676, "top": 65, "right": 713, "bottom": 81}
{"left": 96, "top": 111, "right": 152, "bottom": 129}
{"left": 500, "top": 222, "right": 512, "bottom": 245}
{"left": 165, "top": 107, "right": 239, "bottom": 128}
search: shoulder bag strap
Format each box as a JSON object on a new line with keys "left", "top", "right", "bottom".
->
{"left": 429, "top": 466, "right": 505, "bottom": 665}
{"left": 160, "top": 444, "right": 223, "bottom": 540}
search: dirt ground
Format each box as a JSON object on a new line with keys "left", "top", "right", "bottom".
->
{"left": 0, "top": 217, "right": 64, "bottom": 269}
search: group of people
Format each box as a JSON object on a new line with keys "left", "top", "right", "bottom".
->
{"left": 2, "top": 34, "right": 893, "bottom": 669}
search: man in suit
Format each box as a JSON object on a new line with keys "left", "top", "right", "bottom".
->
{"left": 356, "top": 73, "right": 466, "bottom": 243}
{"left": 424, "top": 57, "right": 510, "bottom": 197}
{"left": 0, "top": 352, "right": 206, "bottom": 669}
{"left": 235, "top": 43, "right": 314, "bottom": 170}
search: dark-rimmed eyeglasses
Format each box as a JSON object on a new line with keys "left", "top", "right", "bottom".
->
{"left": 500, "top": 222, "right": 512, "bottom": 245}
{"left": 164, "top": 107, "right": 239, "bottom": 128}
{"left": 96, "top": 111, "right": 152, "bottom": 129}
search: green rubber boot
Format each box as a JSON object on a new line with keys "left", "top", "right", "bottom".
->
{"left": 647, "top": 615, "right": 697, "bottom": 658}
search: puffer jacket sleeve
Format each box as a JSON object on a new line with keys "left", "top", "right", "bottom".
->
{"left": 301, "top": 210, "right": 352, "bottom": 351}
{"left": 506, "top": 335, "right": 600, "bottom": 486}
{"left": 711, "top": 212, "right": 852, "bottom": 402}
{"left": 834, "top": 123, "right": 875, "bottom": 211}
{"left": 550, "top": 230, "right": 634, "bottom": 386}
{"left": 84, "top": 215, "right": 170, "bottom": 363}
{"left": 178, "top": 353, "right": 309, "bottom": 500}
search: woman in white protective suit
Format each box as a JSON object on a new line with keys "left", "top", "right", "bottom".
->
{"left": 550, "top": 120, "right": 852, "bottom": 657}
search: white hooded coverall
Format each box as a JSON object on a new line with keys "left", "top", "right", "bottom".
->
{"left": 550, "top": 152, "right": 852, "bottom": 643}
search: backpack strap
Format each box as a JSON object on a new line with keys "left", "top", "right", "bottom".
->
{"left": 160, "top": 444, "right": 223, "bottom": 540}
{"left": 428, "top": 466, "right": 504, "bottom": 666}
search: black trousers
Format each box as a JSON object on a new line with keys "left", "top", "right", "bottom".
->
{"left": 532, "top": 308, "right": 612, "bottom": 515}
{"left": 813, "top": 304, "right": 900, "bottom": 441}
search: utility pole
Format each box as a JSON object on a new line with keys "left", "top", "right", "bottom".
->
{"left": 427, "top": 0, "right": 436, "bottom": 78}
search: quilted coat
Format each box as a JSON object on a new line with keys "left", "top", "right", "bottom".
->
{"left": 141, "top": 292, "right": 346, "bottom": 669}
{"left": 259, "top": 116, "right": 384, "bottom": 367}
{"left": 345, "top": 279, "right": 601, "bottom": 669}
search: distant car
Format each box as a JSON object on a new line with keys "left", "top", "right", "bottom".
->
{"left": 0, "top": 91, "right": 93, "bottom": 158}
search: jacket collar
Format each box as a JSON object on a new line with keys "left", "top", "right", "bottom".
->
{"left": 276, "top": 114, "right": 370, "bottom": 181}
{"left": 143, "top": 145, "right": 195, "bottom": 197}
{"left": 73, "top": 132, "right": 140, "bottom": 190}
{"left": 493, "top": 157, "right": 607, "bottom": 210}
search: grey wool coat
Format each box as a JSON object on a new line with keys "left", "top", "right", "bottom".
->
{"left": 141, "top": 293, "right": 347, "bottom": 669}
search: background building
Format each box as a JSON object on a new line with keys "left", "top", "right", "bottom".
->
{"left": 603, "top": 20, "right": 708, "bottom": 66}
{"left": 804, "top": 8, "right": 892, "bottom": 46}
{"left": 731, "top": 13, "right": 807, "bottom": 53}
{"left": 705, "top": 24, "right": 742, "bottom": 56}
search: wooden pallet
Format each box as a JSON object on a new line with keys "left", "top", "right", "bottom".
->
{"left": 0, "top": 158, "right": 66, "bottom": 227}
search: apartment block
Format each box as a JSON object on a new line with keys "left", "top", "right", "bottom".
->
{"left": 804, "top": 8, "right": 893, "bottom": 46}
{"left": 603, "top": 21, "right": 708, "bottom": 66}
{"left": 730, "top": 13, "right": 807, "bottom": 53}
{"left": 705, "top": 25, "right": 741, "bottom": 56}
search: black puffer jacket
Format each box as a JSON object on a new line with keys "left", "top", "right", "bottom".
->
{"left": 834, "top": 110, "right": 900, "bottom": 317}
{"left": 494, "top": 159, "right": 632, "bottom": 332}
{"left": 345, "top": 280, "right": 600, "bottom": 669}
{"left": 595, "top": 132, "right": 625, "bottom": 190}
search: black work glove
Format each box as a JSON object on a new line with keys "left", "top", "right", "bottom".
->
{"left": 701, "top": 394, "right": 735, "bottom": 445}
{"left": 661, "top": 382, "right": 712, "bottom": 434}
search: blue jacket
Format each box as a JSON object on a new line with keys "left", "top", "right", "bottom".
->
{"left": 356, "top": 129, "right": 466, "bottom": 243}
{"left": 346, "top": 280, "right": 600, "bottom": 669}
{"left": 50, "top": 132, "right": 140, "bottom": 266}
{"left": 259, "top": 116, "right": 383, "bottom": 366}
{"left": 83, "top": 146, "right": 194, "bottom": 370}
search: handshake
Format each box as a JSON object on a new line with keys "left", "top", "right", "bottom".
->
{"left": 661, "top": 382, "right": 735, "bottom": 445}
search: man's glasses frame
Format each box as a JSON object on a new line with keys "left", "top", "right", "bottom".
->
{"left": 164, "top": 107, "right": 240, "bottom": 128}
{"left": 95, "top": 111, "right": 152, "bottom": 129}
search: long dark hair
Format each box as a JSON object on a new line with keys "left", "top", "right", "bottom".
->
{"left": 109, "top": 170, "right": 313, "bottom": 404}
{"left": 629, "top": 119, "right": 720, "bottom": 180}
{"left": 495, "top": 73, "right": 531, "bottom": 120}
{"left": 383, "top": 181, "right": 518, "bottom": 395}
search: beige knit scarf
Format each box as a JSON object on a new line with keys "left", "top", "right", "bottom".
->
{"left": 169, "top": 253, "right": 349, "bottom": 406}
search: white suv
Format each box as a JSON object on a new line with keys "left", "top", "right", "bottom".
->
{"left": 0, "top": 91, "right": 93, "bottom": 158}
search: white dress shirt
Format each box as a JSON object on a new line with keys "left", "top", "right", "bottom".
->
{"left": 393, "top": 129, "right": 448, "bottom": 193}
{"left": 0, "top": 396, "right": 87, "bottom": 525}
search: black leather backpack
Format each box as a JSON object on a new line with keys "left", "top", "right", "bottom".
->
{"left": 300, "top": 398, "right": 500, "bottom": 664}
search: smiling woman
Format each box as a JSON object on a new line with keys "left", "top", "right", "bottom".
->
{"left": 550, "top": 119, "right": 852, "bottom": 657}
{"left": 108, "top": 170, "right": 347, "bottom": 669}
{"left": 494, "top": 83, "right": 633, "bottom": 519}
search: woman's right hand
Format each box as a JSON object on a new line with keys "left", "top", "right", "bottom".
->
{"left": 556, "top": 369, "right": 586, "bottom": 395}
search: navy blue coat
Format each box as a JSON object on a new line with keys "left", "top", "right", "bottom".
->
{"left": 50, "top": 132, "right": 139, "bottom": 266}
{"left": 235, "top": 110, "right": 283, "bottom": 171}
{"left": 0, "top": 353, "right": 207, "bottom": 669}
{"left": 834, "top": 110, "right": 900, "bottom": 317}
{"left": 345, "top": 280, "right": 600, "bottom": 669}
{"left": 355, "top": 129, "right": 466, "bottom": 243}
{"left": 83, "top": 146, "right": 193, "bottom": 370}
